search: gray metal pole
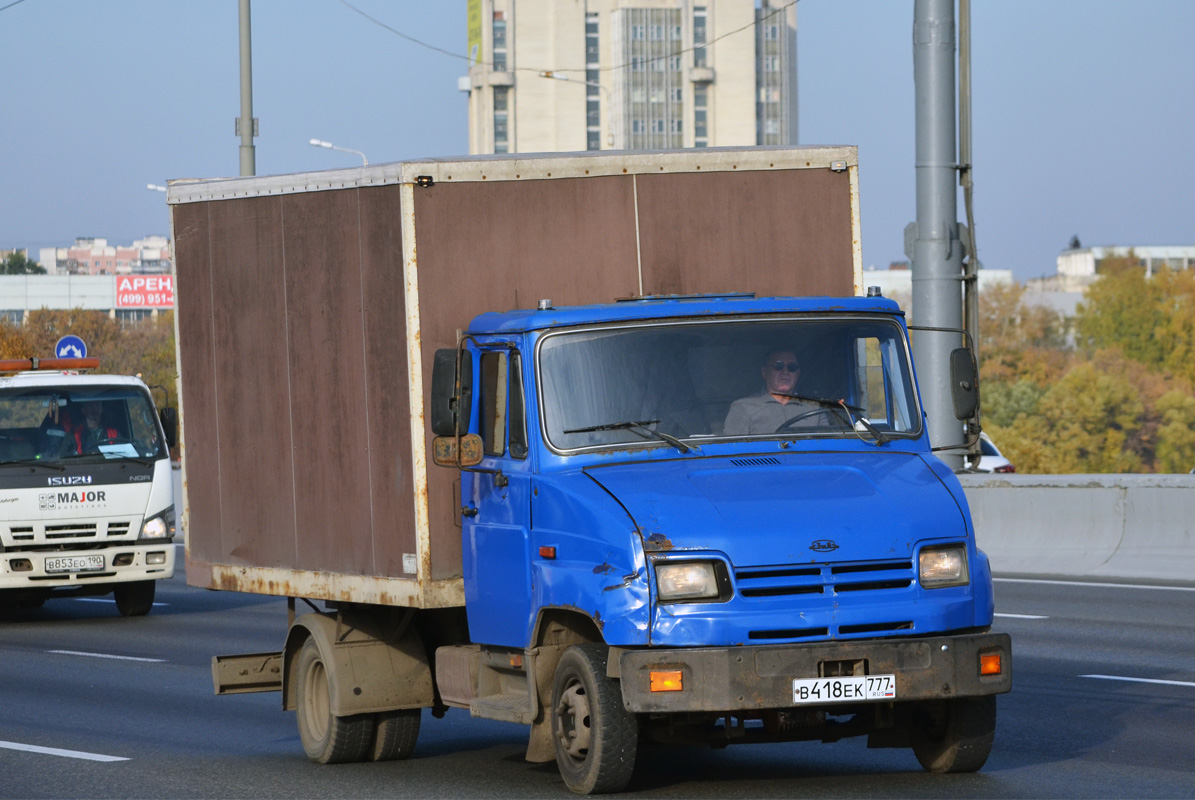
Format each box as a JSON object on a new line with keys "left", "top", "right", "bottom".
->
{"left": 238, "top": 0, "right": 256, "bottom": 177}
{"left": 910, "top": 0, "right": 964, "bottom": 470}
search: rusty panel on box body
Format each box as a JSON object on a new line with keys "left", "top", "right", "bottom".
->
{"left": 172, "top": 201, "right": 224, "bottom": 584}
{"left": 206, "top": 197, "right": 300, "bottom": 570}
{"left": 411, "top": 175, "right": 642, "bottom": 579}
{"left": 278, "top": 190, "right": 376, "bottom": 574}
{"left": 634, "top": 170, "right": 854, "bottom": 297}
{"left": 357, "top": 185, "right": 418, "bottom": 579}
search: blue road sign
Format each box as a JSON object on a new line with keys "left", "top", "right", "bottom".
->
{"left": 55, "top": 335, "right": 88, "bottom": 359}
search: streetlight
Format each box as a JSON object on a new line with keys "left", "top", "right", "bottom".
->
{"left": 308, "top": 138, "right": 368, "bottom": 166}
{"left": 537, "top": 72, "right": 615, "bottom": 148}
{"left": 147, "top": 184, "right": 168, "bottom": 192}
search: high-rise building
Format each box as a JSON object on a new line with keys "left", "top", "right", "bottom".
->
{"left": 462, "top": 0, "right": 797, "bottom": 154}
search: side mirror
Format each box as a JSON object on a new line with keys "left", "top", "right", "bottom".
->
{"left": 159, "top": 407, "right": 179, "bottom": 449}
{"left": 430, "top": 348, "right": 473, "bottom": 437}
{"left": 949, "top": 347, "right": 979, "bottom": 421}
{"left": 432, "top": 433, "right": 484, "bottom": 467}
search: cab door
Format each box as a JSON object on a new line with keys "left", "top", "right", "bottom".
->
{"left": 461, "top": 346, "right": 534, "bottom": 648}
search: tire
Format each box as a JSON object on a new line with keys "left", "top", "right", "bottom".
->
{"left": 370, "top": 708, "right": 421, "bottom": 761}
{"left": 295, "top": 637, "right": 375, "bottom": 764}
{"left": 113, "top": 580, "right": 155, "bottom": 617}
{"left": 910, "top": 695, "right": 997, "bottom": 773}
{"left": 551, "top": 643, "right": 637, "bottom": 794}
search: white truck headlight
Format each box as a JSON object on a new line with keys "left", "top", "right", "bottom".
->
{"left": 656, "top": 561, "right": 721, "bottom": 602}
{"left": 140, "top": 508, "right": 174, "bottom": 541}
{"left": 919, "top": 545, "right": 969, "bottom": 588}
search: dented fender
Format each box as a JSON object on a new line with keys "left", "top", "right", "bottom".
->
{"left": 529, "top": 473, "right": 652, "bottom": 646}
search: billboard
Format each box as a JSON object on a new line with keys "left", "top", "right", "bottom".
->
{"left": 116, "top": 275, "right": 174, "bottom": 309}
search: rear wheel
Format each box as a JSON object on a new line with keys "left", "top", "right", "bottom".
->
{"left": 551, "top": 643, "right": 637, "bottom": 794}
{"left": 295, "top": 637, "right": 374, "bottom": 764}
{"left": 910, "top": 695, "right": 997, "bottom": 773}
{"left": 370, "top": 708, "right": 421, "bottom": 761}
{"left": 113, "top": 580, "right": 155, "bottom": 617}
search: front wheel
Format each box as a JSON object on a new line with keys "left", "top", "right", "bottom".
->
{"left": 551, "top": 643, "right": 637, "bottom": 794}
{"left": 909, "top": 695, "right": 997, "bottom": 773}
{"left": 295, "top": 637, "right": 375, "bottom": 764}
{"left": 113, "top": 580, "right": 155, "bottom": 617}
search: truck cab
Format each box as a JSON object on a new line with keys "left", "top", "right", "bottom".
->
{"left": 0, "top": 359, "right": 178, "bottom": 615}
{"left": 431, "top": 294, "right": 1008, "bottom": 792}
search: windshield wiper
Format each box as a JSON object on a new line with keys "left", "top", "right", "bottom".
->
{"left": 773, "top": 394, "right": 890, "bottom": 445}
{"left": 563, "top": 419, "right": 692, "bottom": 454}
{"left": 0, "top": 457, "right": 66, "bottom": 471}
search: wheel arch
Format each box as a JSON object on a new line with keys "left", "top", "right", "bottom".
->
{"left": 282, "top": 609, "right": 435, "bottom": 716}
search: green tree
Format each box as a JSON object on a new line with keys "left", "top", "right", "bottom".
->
{"left": 1154, "top": 390, "right": 1195, "bottom": 473}
{"left": 978, "top": 281, "right": 1070, "bottom": 385}
{"left": 1, "top": 251, "right": 47, "bottom": 274}
{"left": 21, "top": 308, "right": 124, "bottom": 360}
{"left": 1074, "top": 251, "right": 1171, "bottom": 368}
{"left": 0, "top": 318, "right": 33, "bottom": 358}
{"left": 105, "top": 312, "right": 178, "bottom": 410}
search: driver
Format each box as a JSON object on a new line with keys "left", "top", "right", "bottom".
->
{"left": 723, "top": 349, "right": 825, "bottom": 435}
{"left": 74, "top": 401, "right": 121, "bottom": 453}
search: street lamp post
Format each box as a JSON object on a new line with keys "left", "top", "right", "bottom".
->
{"left": 308, "top": 139, "right": 368, "bottom": 166}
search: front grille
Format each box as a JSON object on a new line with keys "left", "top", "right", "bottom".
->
{"left": 4, "top": 518, "right": 138, "bottom": 550}
{"left": 45, "top": 523, "right": 98, "bottom": 540}
{"left": 735, "top": 559, "right": 915, "bottom": 599}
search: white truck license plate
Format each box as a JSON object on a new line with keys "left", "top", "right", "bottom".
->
{"left": 45, "top": 555, "right": 105, "bottom": 574}
{"left": 792, "top": 674, "right": 896, "bottom": 704}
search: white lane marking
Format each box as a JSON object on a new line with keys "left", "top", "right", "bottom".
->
{"left": 996, "top": 577, "right": 1195, "bottom": 592}
{"left": 1082, "top": 674, "right": 1195, "bottom": 689}
{"left": 994, "top": 613, "right": 1049, "bottom": 619}
{"left": 69, "top": 597, "right": 167, "bottom": 606}
{"left": 48, "top": 650, "right": 165, "bottom": 663}
{"left": 0, "top": 740, "right": 128, "bottom": 762}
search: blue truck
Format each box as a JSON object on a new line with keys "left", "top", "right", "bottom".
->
{"left": 172, "top": 148, "right": 1009, "bottom": 793}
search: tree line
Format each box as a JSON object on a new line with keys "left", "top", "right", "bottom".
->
{"left": 0, "top": 310, "right": 177, "bottom": 412}
{"left": 2, "top": 253, "right": 1189, "bottom": 473}
{"left": 980, "top": 253, "right": 1195, "bottom": 473}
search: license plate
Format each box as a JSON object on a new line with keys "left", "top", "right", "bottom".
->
{"left": 792, "top": 674, "right": 896, "bottom": 704}
{"left": 45, "top": 555, "right": 105, "bottom": 574}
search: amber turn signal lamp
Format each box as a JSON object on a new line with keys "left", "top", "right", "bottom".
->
{"left": 538, "top": 546, "right": 557, "bottom": 559}
{"left": 649, "top": 670, "right": 684, "bottom": 692}
{"left": 979, "top": 653, "right": 1002, "bottom": 676}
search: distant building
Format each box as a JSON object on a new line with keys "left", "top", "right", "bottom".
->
{"left": 0, "top": 274, "right": 174, "bottom": 325}
{"left": 38, "top": 236, "right": 171, "bottom": 276}
{"left": 462, "top": 0, "right": 797, "bottom": 154}
{"left": 1036, "top": 245, "right": 1195, "bottom": 293}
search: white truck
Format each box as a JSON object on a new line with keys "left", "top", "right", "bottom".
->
{"left": 0, "top": 357, "right": 178, "bottom": 616}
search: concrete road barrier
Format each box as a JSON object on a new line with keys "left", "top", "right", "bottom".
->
{"left": 960, "top": 474, "right": 1195, "bottom": 582}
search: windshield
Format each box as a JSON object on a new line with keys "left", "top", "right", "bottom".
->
{"left": 0, "top": 385, "right": 166, "bottom": 465}
{"left": 539, "top": 316, "right": 920, "bottom": 452}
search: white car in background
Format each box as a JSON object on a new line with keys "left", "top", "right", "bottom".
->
{"left": 975, "top": 432, "right": 1015, "bottom": 473}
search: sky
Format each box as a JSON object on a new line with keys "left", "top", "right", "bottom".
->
{"left": 1, "top": 0, "right": 1192, "bottom": 284}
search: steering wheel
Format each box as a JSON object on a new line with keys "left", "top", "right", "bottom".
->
{"left": 84, "top": 435, "right": 136, "bottom": 452}
{"left": 774, "top": 407, "right": 850, "bottom": 434}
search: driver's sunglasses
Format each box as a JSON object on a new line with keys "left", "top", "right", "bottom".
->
{"left": 770, "top": 361, "right": 800, "bottom": 373}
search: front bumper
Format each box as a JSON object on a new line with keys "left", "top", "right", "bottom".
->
{"left": 618, "top": 631, "right": 1010, "bottom": 713}
{"left": 1, "top": 543, "right": 175, "bottom": 591}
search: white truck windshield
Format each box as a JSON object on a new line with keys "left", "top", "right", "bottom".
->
{"left": 0, "top": 386, "right": 167, "bottom": 464}
{"left": 538, "top": 317, "right": 921, "bottom": 452}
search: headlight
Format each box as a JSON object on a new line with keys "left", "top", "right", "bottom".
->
{"left": 139, "top": 508, "right": 174, "bottom": 541}
{"left": 655, "top": 561, "right": 722, "bottom": 602}
{"left": 919, "top": 545, "right": 969, "bottom": 588}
